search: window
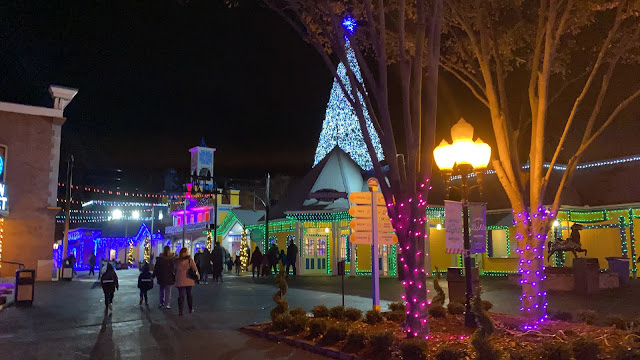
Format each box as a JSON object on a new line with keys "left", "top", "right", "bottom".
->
{"left": 317, "top": 238, "right": 326, "bottom": 256}
{"left": 305, "top": 238, "right": 315, "bottom": 256}
{"left": 488, "top": 229, "right": 508, "bottom": 258}
{"left": 340, "top": 234, "right": 348, "bottom": 260}
{"left": 176, "top": 217, "right": 182, "bottom": 226}
{"left": 205, "top": 212, "right": 210, "bottom": 222}
{"left": 269, "top": 236, "right": 277, "bottom": 246}
{"left": 197, "top": 213, "right": 203, "bottom": 223}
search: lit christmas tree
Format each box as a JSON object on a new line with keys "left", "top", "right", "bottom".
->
{"left": 206, "top": 230, "right": 213, "bottom": 251}
{"left": 143, "top": 236, "right": 151, "bottom": 263}
{"left": 239, "top": 228, "right": 249, "bottom": 271}
{"left": 313, "top": 39, "right": 384, "bottom": 171}
{"left": 127, "top": 239, "right": 135, "bottom": 267}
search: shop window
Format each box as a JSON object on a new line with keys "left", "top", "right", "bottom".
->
{"left": 197, "top": 213, "right": 203, "bottom": 223}
{"left": 176, "top": 217, "right": 182, "bottom": 226}
{"left": 305, "top": 238, "right": 315, "bottom": 256}
{"left": 317, "top": 238, "right": 326, "bottom": 256}
{"left": 488, "top": 229, "right": 508, "bottom": 258}
{"left": 205, "top": 212, "right": 210, "bottom": 222}
{"left": 340, "top": 234, "right": 348, "bottom": 260}
{"left": 269, "top": 236, "right": 277, "bottom": 246}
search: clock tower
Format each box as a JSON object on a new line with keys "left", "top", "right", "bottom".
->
{"left": 189, "top": 138, "right": 216, "bottom": 190}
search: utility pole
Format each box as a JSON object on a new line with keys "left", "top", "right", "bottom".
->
{"left": 182, "top": 197, "right": 187, "bottom": 249}
{"left": 264, "top": 173, "right": 270, "bottom": 251}
{"left": 61, "top": 155, "right": 73, "bottom": 277}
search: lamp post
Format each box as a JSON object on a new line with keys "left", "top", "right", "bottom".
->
{"left": 433, "top": 118, "right": 491, "bottom": 328}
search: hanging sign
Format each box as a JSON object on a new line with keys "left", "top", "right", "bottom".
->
{"left": 445, "top": 200, "right": 464, "bottom": 254}
{"left": 470, "top": 203, "right": 487, "bottom": 254}
{"left": 308, "top": 190, "right": 348, "bottom": 201}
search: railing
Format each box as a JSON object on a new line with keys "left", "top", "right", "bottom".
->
{"left": 165, "top": 222, "right": 207, "bottom": 235}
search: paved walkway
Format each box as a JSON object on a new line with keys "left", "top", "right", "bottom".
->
{"left": 0, "top": 270, "right": 390, "bottom": 360}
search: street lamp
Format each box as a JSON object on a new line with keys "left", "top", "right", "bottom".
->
{"left": 132, "top": 211, "right": 140, "bottom": 220}
{"left": 433, "top": 118, "right": 491, "bottom": 328}
{"left": 112, "top": 209, "right": 123, "bottom": 220}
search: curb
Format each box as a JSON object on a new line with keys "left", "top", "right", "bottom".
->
{"left": 240, "top": 325, "right": 368, "bottom": 360}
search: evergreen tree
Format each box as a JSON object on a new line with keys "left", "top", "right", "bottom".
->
{"left": 239, "top": 229, "right": 249, "bottom": 271}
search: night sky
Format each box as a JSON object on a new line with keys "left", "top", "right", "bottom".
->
{"left": 1, "top": 1, "right": 639, "bottom": 192}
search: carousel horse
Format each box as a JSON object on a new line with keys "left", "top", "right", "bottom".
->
{"left": 547, "top": 223, "right": 587, "bottom": 261}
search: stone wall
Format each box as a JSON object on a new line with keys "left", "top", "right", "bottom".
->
{"left": 0, "top": 110, "right": 64, "bottom": 278}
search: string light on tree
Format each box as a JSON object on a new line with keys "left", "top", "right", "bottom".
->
{"left": 312, "top": 25, "right": 384, "bottom": 171}
{"left": 127, "top": 239, "right": 135, "bottom": 267}
{"left": 239, "top": 228, "right": 249, "bottom": 271}
{"left": 143, "top": 236, "right": 151, "bottom": 263}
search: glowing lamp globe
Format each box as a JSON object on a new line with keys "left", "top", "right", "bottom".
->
{"left": 132, "top": 211, "right": 140, "bottom": 220}
{"left": 433, "top": 140, "right": 455, "bottom": 171}
{"left": 433, "top": 118, "right": 491, "bottom": 171}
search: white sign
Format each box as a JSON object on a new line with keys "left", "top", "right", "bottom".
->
{"left": 350, "top": 232, "right": 398, "bottom": 245}
{"left": 445, "top": 200, "right": 464, "bottom": 254}
{"left": 0, "top": 183, "right": 7, "bottom": 212}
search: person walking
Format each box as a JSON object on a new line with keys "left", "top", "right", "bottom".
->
{"left": 174, "top": 247, "right": 198, "bottom": 316}
{"left": 279, "top": 249, "right": 287, "bottom": 273}
{"left": 267, "top": 244, "right": 279, "bottom": 275}
{"left": 137, "top": 262, "right": 154, "bottom": 306}
{"left": 194, "top": 249, "right": 203, "bottom": 284}
{"left": 89, "top": 253, "right": 96, "bottom": 277}
{"left": 211, "top": 242, "right": 224, "bottom": 283}
{"left": 199, "top": 247, "right": 212, "bottom": 284}
{"left": 100, "top": 263, "right": 119, "bottom": 312}
{"left": 234, "top": 256, "right": 241, "bottom": 275}
{"left": 261, "top": 254, "right": 270, "bottom": 277}
{"left": 286, "top": 239, "right": 298, "bottom": 276}
{"left": 250, "top": 247, "right": 262, "bottom": 278}
{"left": 153, "top": 246, "right": 175, "bottom": 309}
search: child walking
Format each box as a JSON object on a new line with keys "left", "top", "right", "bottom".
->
{"left": 234, "top": 256, "right": 241, "bottom": 275}
{"left": 138, "top": 262, "right": 154, "bottom": 305}
{"left": 100, "top": 263, "right": 119, "bottom": 312}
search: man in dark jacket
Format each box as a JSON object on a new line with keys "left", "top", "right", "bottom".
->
{"left": 286, "top": 239, "right": 298, "bottom": 276}
{"left": 100, "top": 263, "right": 119, "bottom": 312}
{"left": 199, "top": 248, "right": 212, "bottom": 284}
{"left": 194, "top": 249, "right": 203, "bottom": 284}
{"left": 153, "top": 246, "right": 175, "bottom": 309}
{"left": 88, "top": 253, "right": 96, "bottom": 277}
{"left": 211, "top": 242, "right": 223, "bottom": 283}
{"left": 267, "top": 244, "right": 279, "bottom": 275}
{"left": 137, "top": 262, "right": 153, "bottom": 305}
{"left": 250, "top": 247, "right": 262, "bottom": 278}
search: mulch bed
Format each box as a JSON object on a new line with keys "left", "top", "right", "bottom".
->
{"left": 242, "top": 312, "right": 639, "bottom": 359}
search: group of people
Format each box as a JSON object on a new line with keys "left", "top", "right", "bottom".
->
{"left": 193, "top": 242, "right": 226, "bottom": 284}
{"left": 249, "top": 239, "right": 298, "bottom": 278}
{"left": 100, "top": 244, "right": 200, "bottom": 316}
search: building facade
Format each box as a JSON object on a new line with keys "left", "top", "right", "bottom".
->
{"left": 0, "top": 85, "right": 77, "bottom": 280}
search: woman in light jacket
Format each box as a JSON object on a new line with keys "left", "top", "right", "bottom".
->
{"left": 174, "top": 247, "right": 198, "bottom": 316}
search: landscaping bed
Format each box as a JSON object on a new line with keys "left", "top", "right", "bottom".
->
{"left": 243, "top": 307, "right": 640, "bottom": 360}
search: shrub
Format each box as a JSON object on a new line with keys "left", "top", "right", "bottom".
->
{"left": 290, "top": 307, "right": 307, "bottom": 317}
{"left": 429, "top": 305, "right": 447, "bottom": 318}
{"left": 329, "top": 305, "right": 345, "bottom": 320}
{"left": 572, "top": 337, "right": 600, "bottom": 360}
{"left": 400, "top": 339, "right": 428, "bottom": 360}
{"left": 308, "top": 318, "right": 328, "bottom": 338}
{"left": 323, "top": 323, "right": 348, "bottom": 345}
{"left": 270, "top": 265, "right": 289, "bottom": 321}
{"left": 550, "top": 312, "right": 573, "bottom": 322}
{"left": 386, "top": 311, "right": 405, "bottom": 323}
{"left": 482, "top": 300, "right": 493, "bottom": 311}
{"left": 615, "top": 347, "right": 640, "bottom": 360}
{"left": 541, "top": 342, "right": 572, "bottom": 360}
{"left": 606, "top": 315, "right": 628, "bottom": 330}
{"left": 344, "top": 307, "right": 363, "bottom": 322}
{"left": 432, "top": 273, "right": 446, "bottom": 306}
{"left": 271, "top": 313, "right": 294, "bottom": 332}
{"left": 577, "top": 310, "right": 598, "bottom": 325}
{"left": 312, "top": 305, "right": 329, "bottom": 318}
{"left": 369, "top": 331, "right": 395, "bottom": 358}
{"left": 388, "top": 301, "right": 406, "bottom": 312}
{"left": 344, "top": 329, "right": 368, "bottom": 353}
{"left": 436, "top": 348, "right": 467, "bottom": 360}
{"left": 447, "top": 302, "right": 465, "bottom": 315}
{"left": 471, "top": 288, "right": 499, "bottom": 360}
{"left": 365, "top": 309, "right": 384, "bottom": 325}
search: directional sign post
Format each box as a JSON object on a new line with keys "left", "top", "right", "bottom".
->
{"left": 369, "top": 178, "right": 380, "bottom": 311}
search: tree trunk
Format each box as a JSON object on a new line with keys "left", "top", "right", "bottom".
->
{"left": 514, "top": 208, "right": 551, "bottom": 328}
{"left": 396, "top": 200, "right": 429, "bottom": 337}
